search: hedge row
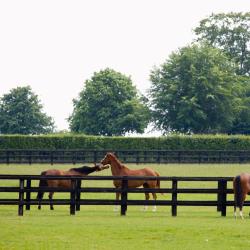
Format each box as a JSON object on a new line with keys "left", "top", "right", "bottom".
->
{"left": 1, "top": 134, "right": 250, "bottom": 150}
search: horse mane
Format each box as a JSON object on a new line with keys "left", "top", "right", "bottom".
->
{"left": 70, "top": 165, "right": 97, "bottom": 175}
{"left": 109, "top": 153, "right": 124, "bottom": 169}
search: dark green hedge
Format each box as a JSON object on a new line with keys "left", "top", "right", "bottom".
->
{"left": 0, "top": 134, "right": 250, "bottom": 150}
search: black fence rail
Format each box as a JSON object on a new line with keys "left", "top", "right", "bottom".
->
{"left": 0, "top": 149, "right": 250, "bottom": 164}
{"left": 0, "top": 175, "right": 247, "bottom": 217}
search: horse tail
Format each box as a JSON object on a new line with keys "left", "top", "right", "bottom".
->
{"left": 37, "top": 171, "right": 48, "bottom": 209}
{"left": 155, "top": 171, "right": 163, "bottom": 195}
{"left": 233, "top": 175, "right": 242, "bottom": 208}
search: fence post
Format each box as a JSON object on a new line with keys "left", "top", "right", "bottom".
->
{"left": 25, "top": 179, "right": 31, "bottom": 210}
{"left": 217, "top": 180, "right": 222, "bottom": 212}
{"left": 94, "top": 150, "right": 97, "bottom": 163}
{"left": 72, "top": 151, "right": 76, "bottom": 165}
{"left": 221, "top": 180, "right": 227, "bottom": 216}
{"left": 121, "top": 178, "right": 128, "bottom": 216}
{"left": 171, "top": 179, "right": 178, "bottom": 216}
{"left": 136, "top": 151, "right": 139, "bottom": 164}
{"left": 6, "top": 150, "right": 10, "bottom": 165}
{"left": 50, "top": 151, "right": 54, "bottom": 165}
{"left": 18, "top": 178, "right": 25, "bottom": 216}
{"left": 198, "top": 152, "right": 201, "bottom": 164}
{"left": 70, "top": 179, "right": 77, "bottom": 215}
{"left": 144, "top": 151, "right": 147, "bottom": 163}
{"left": 157, "top": 151, "right": 160, "bottom": 164}
{"left": 76, "top": 180, "right": 82, "bottom": 211}
{"left": 28, "top": 150, "right": 32, "bottom": 165}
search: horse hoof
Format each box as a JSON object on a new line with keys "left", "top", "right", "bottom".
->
{"left": 38, "top": 206, "right": 41, "bottom": 210}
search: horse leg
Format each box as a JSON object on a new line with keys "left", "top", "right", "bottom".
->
{"left": 151, "top": 181, "right": 158, "bottom": 212}
{"left": 152, "top": 192, "right": 157, "bottom": 212}
{"left": 240, "top": 206, "right": 244, "bottom": 219}
{"left": 143, "top": 183, "right": 150, "bottom": 211}
{"left": 234, "top": 205, "right": 237, "bottom": 219}
{"left": 240, "top": 193, "right": 247, "bottom": 219}
{"left": 114, "top": 192, "right": 120, "bottom": 212}
{"left": 37, "top": 177, "right": 47, "bottom": 210}
{"left": 49, "top": 192, "right": 54, "bottom": 210}
{"left": 37, "top": 191, "right": 44, "bottom": 210}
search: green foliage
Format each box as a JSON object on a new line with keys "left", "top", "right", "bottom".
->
{"left": 0, "top": 86, "right": 54, "bottom": 134}
{"left": 174, "top": 12, "right": 250, "bottom": 134}
{"left": 69, "top": 68, "right": 150, "bottom": 136}
{"left": 194, "top": 12, "right": 250, "bottom": 76}
{"left": 228, "top": 77, "right": 250, "bottom": 134}
{"left": 1, "top": 134, "right": 250, "bottom": 150}
{"left": 149, "top": 44, "right": 241, "bottom": 134}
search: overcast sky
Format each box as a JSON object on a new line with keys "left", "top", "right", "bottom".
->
{"left": 0, "top": 0, "right": 249, "bottom": 132}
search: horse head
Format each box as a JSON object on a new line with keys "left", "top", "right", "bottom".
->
{"left": 100, "top": 152, "right": 116, "bottom": 165}
{"left": 94, "top": 163, "right": 110, "bottom": 171}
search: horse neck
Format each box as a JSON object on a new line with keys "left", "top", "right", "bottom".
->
{"left": 80, "top": 166, "right": 97, "bottom": 176}
{"left": 70, "top": 166, "right": 98, "bottom": 176}
{"left": 85, "top": 166, "right": 98, "bottom": 175}
{"left": 110, "top": 157, "right": 126, "bottom": 176}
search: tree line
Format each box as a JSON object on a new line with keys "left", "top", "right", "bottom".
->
{"left": 1, "top": 12, "right": 250, "bottom": 135}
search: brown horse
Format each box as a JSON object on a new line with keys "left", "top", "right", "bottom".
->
{"left": 37, "top": 163, "right": 109, "bottom": 210}
{"left": 101, "top": 152, "right": 161, "bottom": 212}
{"left": 233, "top": 173, "right": 250, "bottom": 219}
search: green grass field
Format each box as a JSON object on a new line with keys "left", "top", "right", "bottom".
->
{"left": 1, "top": 163, "right": 250, "bottom": 250}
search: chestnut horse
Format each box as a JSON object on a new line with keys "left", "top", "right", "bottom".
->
{"left": 233, "top": 173, "right": 250, "bottom": 219}
{"left": 37, "top": 163, "right": 109, "bottom": 210}
{"left": 101, "top": 152, "right": 161, "bottom": 212}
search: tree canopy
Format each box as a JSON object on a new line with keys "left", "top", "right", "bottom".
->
{"left": 149, "top": 44, "right": 242, "bottom": 134}
{"left": 194, "top": 12, "right": 250, "bottom": 76}
{"left": 0, "top": 86, "right": 54, "bottom": 134}
{"left": 69, "top": 68, "right": 150, "bottom": 135}
{"left": 229, "top": 77, "right": 250, "bottom": 134}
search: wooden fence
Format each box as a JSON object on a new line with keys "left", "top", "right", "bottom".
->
{"left": 0, "top": 175, "right": 248, "bottom": 216}
{"left": 1, "top": 149, "right": 250, "bottom": 164}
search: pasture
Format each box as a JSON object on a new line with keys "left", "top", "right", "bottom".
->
{"left": 1, "top": 163, "right": 250, "bottom": 250}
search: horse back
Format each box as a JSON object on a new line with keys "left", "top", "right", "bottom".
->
{"left": 42, "top": 169, "right": 65, "bottom": 176}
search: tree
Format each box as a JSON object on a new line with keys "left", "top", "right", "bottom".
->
{"left": 149, "top": 44, "right": 241, "bottom": 134}
{"left": 0, "top": 86, "right": 54, "bottom": 134}
{"left": 194, "top": 12, "right": 250, "bottom": 76}
{"left": 229, "top": 77, "right": 250, "bottom": 134}
{"left": 69, "top": 68, "right": 150, "bottom": 135}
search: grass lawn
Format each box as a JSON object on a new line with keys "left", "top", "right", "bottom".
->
{"left": 1, "top": 163, "right": 250, "bottom": 250}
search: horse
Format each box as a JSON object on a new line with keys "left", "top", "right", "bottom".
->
{"left": 233, "top": 173, "right": 250, "bottom": 219}
{"left": 100, "top": 152, "right": 161, "bottom": 212}
{"left": 37, "top": 163, "right": 109, "bottom": 210}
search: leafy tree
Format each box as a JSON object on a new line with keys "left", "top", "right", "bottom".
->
{"left": 229, "top": 77, "right": 250, "bottom": 134}
{"left": 69, "top": 68, "right": 150, "bottom": 135}
{"left": 149, "top": 44, "right": 241, "bottom": 134}
{"left": 194, "top": 12, "right": 250, "bottom": 76}
{"left": 0, "top": 86, "right": 54, "bottom": 134}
